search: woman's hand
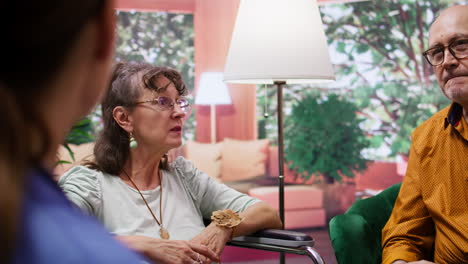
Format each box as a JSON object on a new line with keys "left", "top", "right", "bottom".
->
{"left": 117, "top": 235, "right": 219, "bottom": 264}
{"left": 190, "top": 223, "right": 231, "bottom": 262}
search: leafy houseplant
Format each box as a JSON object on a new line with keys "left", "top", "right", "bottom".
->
{"left": 60, "top": 117, "right": 95, "bottom": 165}
{"left": 285, "top": 93, "right": 369, "bottom": 184}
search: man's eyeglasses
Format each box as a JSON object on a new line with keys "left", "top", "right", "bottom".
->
{"left": 134, "top": 96, "right": 190, "bottom": 112}
{"left": 423, "top": 38, "right": 468, "bottom": 66}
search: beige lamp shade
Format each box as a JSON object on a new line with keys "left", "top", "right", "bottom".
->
{"left": 224, "top": 0, "right": 335, "bottom": 84}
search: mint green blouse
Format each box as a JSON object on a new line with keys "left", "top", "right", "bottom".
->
{"left": 58, "top": 157, "right": 260, "bottom": 240}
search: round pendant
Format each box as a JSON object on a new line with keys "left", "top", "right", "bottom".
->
{"left": 160, "top": 227, "right": 170, "bottom": 240}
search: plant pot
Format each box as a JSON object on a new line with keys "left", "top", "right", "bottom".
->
{"left": 319, "top": 182, "right": 356, "bottom": 221}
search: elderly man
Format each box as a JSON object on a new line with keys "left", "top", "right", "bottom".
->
{"left": 381, "top": 5, "right": 468, "bottom": 264}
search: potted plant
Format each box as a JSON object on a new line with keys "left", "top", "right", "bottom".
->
{"left": 285, "top": 93, "right": 370, "bottom": 218}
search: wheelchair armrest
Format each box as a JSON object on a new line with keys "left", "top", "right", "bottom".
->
{"left": 230, "top": 229, "right": 315, "bottom": 248}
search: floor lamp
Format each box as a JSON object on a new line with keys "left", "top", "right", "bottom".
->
{"left": 195, "top": 72, "right": 232, "bottom": 144}
{"left": 224, "top": 0, "right": 335, "bottom": 233}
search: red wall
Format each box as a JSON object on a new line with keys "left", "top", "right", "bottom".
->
{"left": 193, "top": 0, "right": 258, "bottom": 142}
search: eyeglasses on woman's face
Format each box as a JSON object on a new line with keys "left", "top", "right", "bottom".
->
{"left": 134, "top": 96, "right": 190, "bottom": 113}
{"left": 423, "top": 38, "right": 468, "bottom": 66}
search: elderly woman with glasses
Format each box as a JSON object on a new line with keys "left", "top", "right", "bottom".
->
{"left": 59, "top": 61, "right": 282, "bottom": 264}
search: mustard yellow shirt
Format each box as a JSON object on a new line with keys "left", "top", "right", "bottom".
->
{"left": 382, "top": 103, "right": 468, "bottom": 264}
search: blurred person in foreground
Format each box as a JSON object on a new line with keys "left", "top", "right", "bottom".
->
{"left": 0, "top": 0, "right": 153, "bottom": 263}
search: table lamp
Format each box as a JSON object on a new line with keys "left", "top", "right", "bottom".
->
{"left": 195, "top": 72, "right": 232, "bottom": 144}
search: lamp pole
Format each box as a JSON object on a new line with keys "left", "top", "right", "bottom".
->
{"left": 275, "top": 81, "right": 286, "bottom": 230}
{"left": 275, "top": 80, "right": 286, "bottom": 264}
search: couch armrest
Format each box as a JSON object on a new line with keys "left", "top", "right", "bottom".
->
{"left": 230, "top": 229, "right": 314, "bottom": 248}
{"left": 228, "top": 229, "right": 324, "bottom": 264}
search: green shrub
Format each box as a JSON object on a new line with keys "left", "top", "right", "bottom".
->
{"left": 285, "top": 93, "right": 369, "bottom": 183}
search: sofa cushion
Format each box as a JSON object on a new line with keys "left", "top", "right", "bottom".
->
{"left": 185, "top": 140, "right": 222, "bottom": 180}
{"left": 284, "top": 208, "right": 326, "bottom": 229}
{"left": 249, "top": 185, "right": 326, "bottom": 229}
{"left": 220, "top": 138, "right": 269, "bottom": 182}
{"left": 248, "top": 185, "right": 324, "bottom": 210}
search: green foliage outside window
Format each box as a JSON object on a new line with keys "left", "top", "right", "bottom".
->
{"left": 115, "top": 11, "right": 194, "bottom": 93}
{"left": 285, "top": 93, "right": 369, "bottom": 183}
{"left": 258, "top": 0, "right": 462, "bottom": 159}
{"left": 320, "top": 0, "right": 458, "bottom": 157}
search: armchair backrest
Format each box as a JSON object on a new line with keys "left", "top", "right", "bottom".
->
{"left": 329, "top": 183, "right": 401, "bottom": 264}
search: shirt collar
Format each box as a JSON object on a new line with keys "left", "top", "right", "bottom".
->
{"left": 444, "top": 102, "right": 463, "bottom": 128}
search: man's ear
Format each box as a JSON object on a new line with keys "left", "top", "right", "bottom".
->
{"left": 95, "top": 0, "right": 116, "bottom": 60}
{"left": 113, "top": 106, "right": 132, "bottom": 132}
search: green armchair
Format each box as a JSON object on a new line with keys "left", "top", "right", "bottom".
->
{"left": 328, "top": 183, "right": 401, "bottom": 264}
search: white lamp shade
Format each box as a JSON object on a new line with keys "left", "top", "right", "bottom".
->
{"left": 224, "top": 0, "right": 335, "bottom": 84}
{"left": 195, "top": 72, "right": 232, "bottom": 105}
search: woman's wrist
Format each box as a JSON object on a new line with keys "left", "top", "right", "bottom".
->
{"left": 230, "top": 225, "right": 237, "bottom": 241}
{"left": 116, "top": 235, "right": 150, "bottom": 254}
{"left": 207, "top": 223, "right": 232, "bottom": 243}
{"left": 210, "top": 209, "right": 244, "bottom": 242}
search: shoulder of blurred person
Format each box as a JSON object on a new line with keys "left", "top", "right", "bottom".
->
{"left": 0, "top": 0, "right": 146, "bottom": 263}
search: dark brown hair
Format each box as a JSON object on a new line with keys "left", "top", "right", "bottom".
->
{"left": 0, "top": 1, "right": 106, "bottom": 261}
{"left": 86, "top": 61, "right": 187, "bottom": 175}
